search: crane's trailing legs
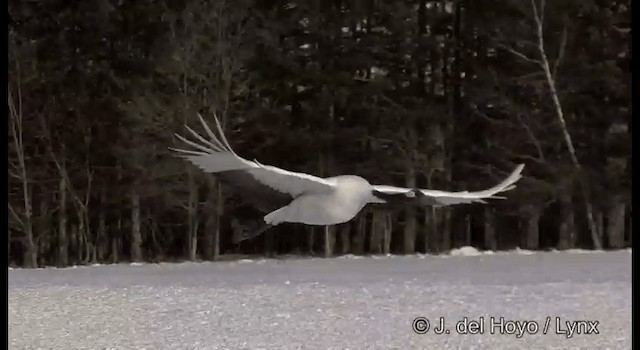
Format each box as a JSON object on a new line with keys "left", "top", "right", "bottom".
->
{"left": 231, "top": 218, "right": 274, "bottom": 243}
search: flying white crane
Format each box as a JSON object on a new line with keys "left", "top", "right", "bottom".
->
{"left": 170, "top": 114, "right": 524, "bottom": 242}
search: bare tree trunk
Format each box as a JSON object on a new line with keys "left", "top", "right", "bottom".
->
{"left": 463, "top": 213, "right": 471, "bottom": 247}
{"left": 204, "top": 180, "right": 222, "bottom": 260}
{"left": 306, "top": 227, "right": 315, "bottom": 255}
{"left": 189, "top": 225, "right": 198, "bottom": 261}
{"left": 438, "top": 162, "right": 453, "bottom": 253}
{"left": 265, "top": 229, "right": 275, "bottom": 258}
{"left": 606, "top": 195, "right": 626, "bottom": 248}
{"left": 76, "top": 211, "right": 85, "bottom": 263}
{"left": 9, "top": 83, "right": 37, "bottom": 268}
{"left": 326, "top": 100, "right": 337, "bottom": 258}
{"left": 421, "top": 171, "right": 441, "bottom": 253}
{"left": 403, "top": 164, "right": 417, "bottom": 253}
{"left": 130, "top": 189, "right": 142, "bottom": 262}
{"left": 97, "top": 211, "right": 106, "bottom": 262}
{"left": 595, "top": 210, "right": 604, "bottom": 246}
{"left": 441, "top": 208, "right": 452, "bottom": 252}
{"left": 187, "top": 169, "right": 199, "bottom": 261}
{"left": 369, "top": 209, "right": 383, "bottom": 254}
{"left": 40, "top": 111, "right": 94, "bottom": 265}
{"left": 522, "top": 204, "right": 541, "bottom": 250}
{"left": 23, "top": 207, "right": 37, "bottom": 268}
{"left": 112, "top": 213, "right": 120, "bottom": 264}
{"left": 214, "top": 185, "right": 222, "bottom": 260}
{"left": 508, "top": 0, "right": 601, "bottom": 249}
{"left": 58, "top": 174, "right": 68, "bottom": 266}
{"left": 77, "top": 210, "right": 90, "bottom": 264}
{"left": 69, "top": 225, "right": 77, "bottom": 265}
{"left": 97, "top": 189, "right": 107, "bottom": 262}
{"left": 484, "top": 207, "right": 497, "bottom": 251}
{"left": 38, "top": 198, "right": 50, "bottom": 267}
{"left": 204, "top": 186, "right": 215, "bottom": 260}
{"left": 149, "top": 217, "right": 163, "bottom": 260}
{"left": 90, "top": 241, "right": 97, "bottom": 263}
{"left": 323, "top": 226, "right": 336, "bottom": 257}
{"left": 352, "top": 213, "right": 367, "bottom": 254}
{"left": 111, "top": 165, "right": 122, "bottom": 264}
{"left": 85, "top": 213, "right": 93, "bottom": 264}
{"left": 383, "top": 212, "right": 392, "bottom": 255}
{"left": 369, "top": 211, "right": 379, "bottom": 254}
{"left": 339, "top": 224, "right": 351, "bottom": 254}
{"left": 81, "top": 162, "right": 93, "bottom": 264}
{"left": 424, "top": 208, "right": 436, "bottom": 253}
{"left": 76, "top": 219, "right": 82, "bottom": 263}
{"left": 557, "top": 193, "right": 576, "bottom": 250}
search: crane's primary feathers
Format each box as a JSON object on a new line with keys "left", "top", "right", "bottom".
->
{"left": 170, "top": 114, "right": 524, "bottom": 242}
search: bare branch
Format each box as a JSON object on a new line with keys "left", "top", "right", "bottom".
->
{"left": 8, "top": 75, "right": 34, "bottom": 249}
{"left": 8, "top": 88, "right": 24, "bottom": 168}
{"left": 8, "top": 158, "right": 21, "bottom": 172}
{"left": 527, "top": 0, "right": 603, "bottom": 250}
{"left": 501, "top": 45, "right": 542, "bottom": 66}
{"left": 378, "top": 93, "right": 403, "bottom": 108}
{"left": 512, "top": 71, "right": 546, "bottom": 82}
{"left": 552, "top": 20, "right": 568, "bottom": 79}
{"left": 472, "top": 106, "right": 513, "bottom": 126}
{"left": 531, "top": 0, "right": 544, "bottom": 29}
{"left": 8, "top": 204, "right": 24, "bottom": 228}
{"left": 38, "top": 113, "right": 86, "bottom": 213}
{"left": 516, "top": 113, "right": 545, "bottom": 162}
{"left": 84, "top": 169, "right": 93, "bottom": 208}
{"left": 9, "top": 170, "right": 23, "bottom": 180}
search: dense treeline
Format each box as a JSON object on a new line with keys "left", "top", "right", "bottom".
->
{"left": 8, "top": 0, "right": 630, "bottom": 267}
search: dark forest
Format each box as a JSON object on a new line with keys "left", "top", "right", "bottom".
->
{"left": 8, "top": 0, "right": 631, "bottom": 267}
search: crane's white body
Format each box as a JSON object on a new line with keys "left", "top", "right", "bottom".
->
{"left": 264, "top": 175, "right": 385, "bottom": 225}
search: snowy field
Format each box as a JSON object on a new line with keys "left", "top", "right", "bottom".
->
{"left": 9, "top": 248, "right": 632, "bottom": 349}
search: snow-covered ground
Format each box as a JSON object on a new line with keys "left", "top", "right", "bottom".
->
{"left": 9, "top": 249, "right": 631, "bottom": 349}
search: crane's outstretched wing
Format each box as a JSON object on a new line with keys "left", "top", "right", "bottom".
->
{"left": 371, "top": 164, "right": 524, "bottom": 206}
{"left": 169, "top": 114, "right": 336, "bottom": 205}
